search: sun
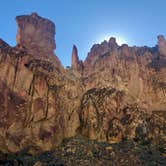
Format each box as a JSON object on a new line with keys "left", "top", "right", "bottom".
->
{"left": 116, "top": 36, "right": 127, "bottom": 45}
{"left": 97, "top": 34, "right": 128, "bottom": 46}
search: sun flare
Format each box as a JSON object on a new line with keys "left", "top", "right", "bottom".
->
{"left": 97, "top": 34, "right": 128, "bottom": 45}
{"left": 116, "top": 36, "right": 127, "bottom": 45}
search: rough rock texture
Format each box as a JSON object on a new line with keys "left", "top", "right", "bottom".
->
{"left": 0, "top": 14, "right": 82, "bottom": 154}
{"left": 84, "top": 37, "right": 118, "bottom": 69}
{"left": 71, "top": 45, "right": 83, "bottom": 72}
{"left": 16, "top": 13, "right": 62, "bottom": 69}
{"left": 1, "top": 137, "right": 166, "bottom": 166}
{"left": 0, "top": 13, "right": 165, "bottom": 159}
{"left": 0, "top": 46, "right": 82, "bottom": 153}
{"left": 79, "top": 88, "right": 166, "bottom": 145}
{"left": 16, "top": 13, "right": 55, "bottom": 55}
{"left": 82, "top": 39, "right": 166, "bottom": 112}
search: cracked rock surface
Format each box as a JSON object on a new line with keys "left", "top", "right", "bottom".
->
{"left": 0, "top": 13, "right": 165, "bottom": 165}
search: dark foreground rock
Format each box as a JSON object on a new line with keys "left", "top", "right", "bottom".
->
{"left": 0, "top": 136, "right": 166, "bottom": 166}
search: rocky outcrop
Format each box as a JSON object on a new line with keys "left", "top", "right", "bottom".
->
{"left": 0, "top": 13, "right": 81, "bottom": 154}
{"left": 16, "top": 13, "right": 55, "bottom": 55}
{"left": 82, "top": 39, "right": 166, "bottom": 110}
{"left": 71, "top": 45, "right": 79, "bottom": 69}
{"left": 16, "top": 13, "right": 62, "bottom": 70}
{"left": 71, "top": 45, "right": 83, "bottom": 72}
{"left": 79, "top": 88, "right": 165, "bottom": 144}
{"left": 78, "top": 85, "right": 165, "bottom": 163}
{"left": 84, "top": 37, "right": 118, "bottom": 69}
{"left": 80, "top": 38, "right": 166, "bottom": 144}
{"left": 0, "top": 13, "right": 165, "bottom": 155}
{"left": 0, "top": 43, "right": 82, "bottom": 153}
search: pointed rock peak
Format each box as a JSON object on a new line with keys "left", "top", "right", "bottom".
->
{"left": 31, "top": 12, "right": 39, "bottom": 18}
{"left": 72, "top": 45, "right": 79, "bottom": 70}
{"left": 108, "top": 37, "right": 118, "bottom": 49}
{"left": 109, "top": 37, "right": 116, "bottom": 44}
{"left": 72, "top": 45, "right": 79, "bottom": 59}
{"left": 73, "top": 44, "right": 78, "bottom": 51}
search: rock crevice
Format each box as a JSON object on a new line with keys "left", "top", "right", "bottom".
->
{"left": 0, "top": 13, "right": 165, "bottom": 154}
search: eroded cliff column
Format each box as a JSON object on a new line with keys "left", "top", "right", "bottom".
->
{"left": 16, "top": 13, "right": 55, "bottom": 56}
{"left": 16, "top": 13, "right": 62, "bottom": 69}
{"left": 71, "top": 45, "right": 83, "bottom": 72}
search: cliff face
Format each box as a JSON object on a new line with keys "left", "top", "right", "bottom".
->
{"left": 80, "top": 39, "right": 166, "bottom": 144}
{"left": 0, "top": 13, "right": 82, "bottom": 153}
{"left": 0, "top": 13, "right": 165, "bottom": 154}
{"left": 16, "top": 13, "right": 62, "bottom": 70}
{"left": 83, "top": 39, "right": 166, "bottom": 111}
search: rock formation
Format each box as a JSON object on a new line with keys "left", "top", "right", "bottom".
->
{"left": 16, "top": 13, "right": 55, "bottom": 55}
{"left": 0, "top": 13, "right": 81, "bottom": 153}
{"left": 0, "top": 13, "right": 165, "bottom": 157}
{"left": 84, "top": 37, "right": 118, "bottom": 69}
{"left": 16, "top": 13, "right": 62, "bottom": 70}
{"left": 71, "top": 45, "right": 83, "bottom": 72}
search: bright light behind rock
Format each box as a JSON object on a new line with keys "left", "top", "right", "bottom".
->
{"left": 116, "top": 36, "right": 127, "bottom": 45}
{"left": 96, "top": 33, "right": 128, "bottom": 45}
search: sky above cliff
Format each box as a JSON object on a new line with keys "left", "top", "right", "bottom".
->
{"left": 0, "top": 0, "right": 166, "bottom": 67}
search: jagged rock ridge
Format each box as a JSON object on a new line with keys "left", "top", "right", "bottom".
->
{"left": 0, "top": 13, "right": 165, "bottom": 156}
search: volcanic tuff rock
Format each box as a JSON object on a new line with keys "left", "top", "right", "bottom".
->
{"left": 0, "top": 13, "right": 165, "bottom": 156}
{"left": 16, "top": 13, "right": 62, "bottom": 70}
{"left": 71, "top": 45, "right": 83, "bottom": 72}
{"left": 16, "top": 13, "right": 55, "bottom": 54}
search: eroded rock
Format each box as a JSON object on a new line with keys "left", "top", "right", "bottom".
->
{"left": 71, "top": 45, "right": 83, "bottom": 73}
{"left": 16, "top": 13, "right": 55, "bottom": 56}
{"left": 16, "top": 13, "right": 63, "bottom": 70}
{"left": 0, "top": 13, "right": 165, "bottom": 155}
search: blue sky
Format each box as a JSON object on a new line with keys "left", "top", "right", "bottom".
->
{"left": 0, "top": 0, "right": 166, "bottom": 66}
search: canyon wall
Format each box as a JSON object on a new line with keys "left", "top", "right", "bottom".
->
{"left": 0, "top": 13, "right": 165, "bottom": 154}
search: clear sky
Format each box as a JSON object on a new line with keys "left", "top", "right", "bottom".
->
{"left": 0, "top": 0, "right": 166, "bottom": 67}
